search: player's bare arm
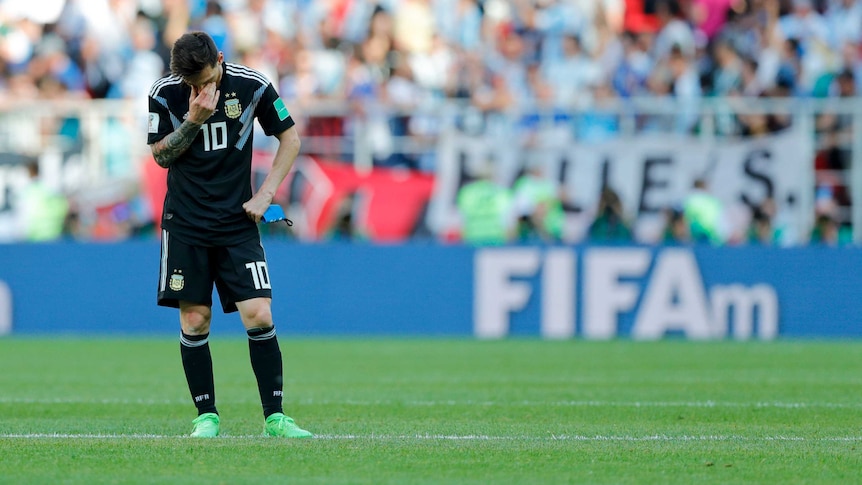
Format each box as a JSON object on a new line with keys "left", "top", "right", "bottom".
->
{"left": 151, "top": 82, "right": 221, "bottom": 168}
{"left": 242, "top": 126, "right": 301, "bottom": 222}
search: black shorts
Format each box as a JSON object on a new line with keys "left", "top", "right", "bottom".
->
{"left": 157, "top": 229, "right": 272, "bottom": 313}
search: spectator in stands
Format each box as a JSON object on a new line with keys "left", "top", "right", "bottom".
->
{"left": 28, "top": 33, "right": 88, "bottom": 97}
{"left": 653, "top": 0, "right": 695, "bottom": 62}
{"left": 380, "top": 52, "right": 421, "bottom": 169}
{"left": 348, "top": 39, "right": 392, "bottom": 165}
{"left": 810, "top": 213, "right": 839, "bottom": 245}
{"left": 711, "top": 39, "right": 744, "bottom": 96}
{"left": 778, "top": 0, "right": 832, "bottom": 93}
{"left": 612, "top": 31, "right": 653, "bottom": 97}
{"left": 198, "top": 1, "right": 233, "bottom": 58}
{"left": 410, "top": 33, "right": 456, "bottom": 97}
{"left": 112, "top": 16, "right": 165, "bottom": 103}
{"left": 737, "top": 108, "right": 790, "bottom": 137}
{"left": 543, "top": 34, "right": 602, "bottom": 109}
{"left": 16, "top": 160, "right": 69, "bottom": 242}
{"left": 761, "top": 195, "right": 799, "bottom": 247}
{"left": 816, "top": 68, "right": 855, "bottom": 171}
{"left": 668, "top": 45, "right": 703, "bottom": 132}
{"left": 746, "top": 205, "right": 777, "bottom": 245}
{"left": 684, "top": 178, "right": 726, "bottom": 245}
{"left": 662, "top": 205, "right": 690, "bottom": 244}
{"left": 525, "top": 60, "right": 555, "bottom": 107}
{"left": 456, "top": 161, "right": 515, "bottom": 245}
{"left": 394, "top": 0, "right": 435, "bottom": 55}
{"left": 435, "top": 0, "right": 482, "bottom": 52}
{"left": 645, "top": 44, "right": 702, "bottom": 133}
{"left": 690, "top": 0, "right": 745, "bottom": 43}
{"left": 739, "top": 55, "right": 766, "bottom": 96}
{"left": 482, "top": 25, "right": 531, "bottom": 116}
{"left": 588, "top": 186, "right": 632, "bottom": 243}
{"left": 826, "top": 0, "right": 861, "bottom": 46}
{"left": 512, "top": 159, "right": 564, "bottom": 243}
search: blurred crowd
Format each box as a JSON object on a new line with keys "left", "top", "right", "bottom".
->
{"left": 0, "top": 0, "right": 859, "bottom": 245}
{"left": 3, "top": 1, "right": 862, "bottom": 109}
{"left": 456, "top": 169, "right": 851, "bottom": 247}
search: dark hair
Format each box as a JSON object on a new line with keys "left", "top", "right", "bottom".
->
{"left": 838, "top": 69, "right": 855, "bottom": 83}
{"left": 654, "top": 0, "right": 682, "bottom": 17}
{"left": 170, "top": 31, "right": 219, "bottom": 78}
{"left": 752, "top": 207, "right": 770, "bottom": 223}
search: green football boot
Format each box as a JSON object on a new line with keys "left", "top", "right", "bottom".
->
{"left": 264, "top": 413, "right": 313, "bottom": 438}
{"left": 190, "top": 412, "right": 220, "bottom": 438}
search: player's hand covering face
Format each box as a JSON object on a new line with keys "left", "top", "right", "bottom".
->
{"left": 188, "top": 82, "right": 220, "bottom": 124}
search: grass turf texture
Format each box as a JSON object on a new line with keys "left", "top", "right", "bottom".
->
{"left": 0, "top": 339, "right": 860, "bottom": 484}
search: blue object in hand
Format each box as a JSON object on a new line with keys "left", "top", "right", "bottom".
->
{"left": 262, "top": 204, "right": 287, "bottom": 224}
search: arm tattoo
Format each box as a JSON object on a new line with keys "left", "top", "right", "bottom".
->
{"left": 152, "top": 120, "right": 202, "bottom": 168}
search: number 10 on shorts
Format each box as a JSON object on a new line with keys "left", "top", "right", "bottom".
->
{"left": 245, "top": 261, "right": 271, "bottom": 290}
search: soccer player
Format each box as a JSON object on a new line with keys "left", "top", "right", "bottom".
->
{"left": 147, "top": 31, "right": 311, "bottom": 438}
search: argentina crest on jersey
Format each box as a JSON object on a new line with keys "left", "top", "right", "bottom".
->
{"left": 225, "top": 93, "right": 242, "bottom": 119}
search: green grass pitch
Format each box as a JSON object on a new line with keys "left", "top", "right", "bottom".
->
{"left": 1, "top": 338, "right": 860, "bottom": 484}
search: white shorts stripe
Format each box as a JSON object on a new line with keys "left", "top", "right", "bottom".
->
{"left": 160, "top": 229, "right": 169, "bottom": 292}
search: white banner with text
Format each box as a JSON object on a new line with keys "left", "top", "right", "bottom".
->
{"left": 430, "top": 127, "right": 814, "bottom": 243}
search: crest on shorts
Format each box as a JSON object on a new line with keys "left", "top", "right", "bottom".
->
{"left": 225, "top": 98, "right": 242, "bottom": 119}
{"left": 169, "top": 272, "right": 184, "bottom": 291}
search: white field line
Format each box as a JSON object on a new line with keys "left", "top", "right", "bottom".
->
{"left": 0, "top": 433, "right": 860, "bottom": 442}
{"left": 0, "top": 397, "right": 860, "bottom": 409}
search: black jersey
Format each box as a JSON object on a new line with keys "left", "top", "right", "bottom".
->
{"left": 147, "top": 62, "right": 295, "bottom": 246}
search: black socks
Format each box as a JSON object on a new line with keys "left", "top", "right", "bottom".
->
{"left": 180, "top": 332, "right": 217, "bottom": 416}
{"left": 181, "top": 328, "right": 284, "bottom": 419}
{"left": 247, "top": 326, "right": 284, "bottom": 418}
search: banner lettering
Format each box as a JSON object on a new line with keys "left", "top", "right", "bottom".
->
{"left": 431, "top": 128, "right": 813, "bottom": 243}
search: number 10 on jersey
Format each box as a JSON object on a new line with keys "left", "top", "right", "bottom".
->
{"left": 201, "top": 121, "right": 227, "bottom": 151}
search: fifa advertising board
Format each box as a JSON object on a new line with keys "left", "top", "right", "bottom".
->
{"left": 473, "top": 247, "right": 779, "bottom": 340}
{"left": 0, "top": 243, "right": 860, "bottom": 339}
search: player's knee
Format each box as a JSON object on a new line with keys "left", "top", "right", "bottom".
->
{"left": 180, "top": 307, "right": 212, "bottom": 334}
{"left": 242, "top": 304, "right": 272, "bottom": 328}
